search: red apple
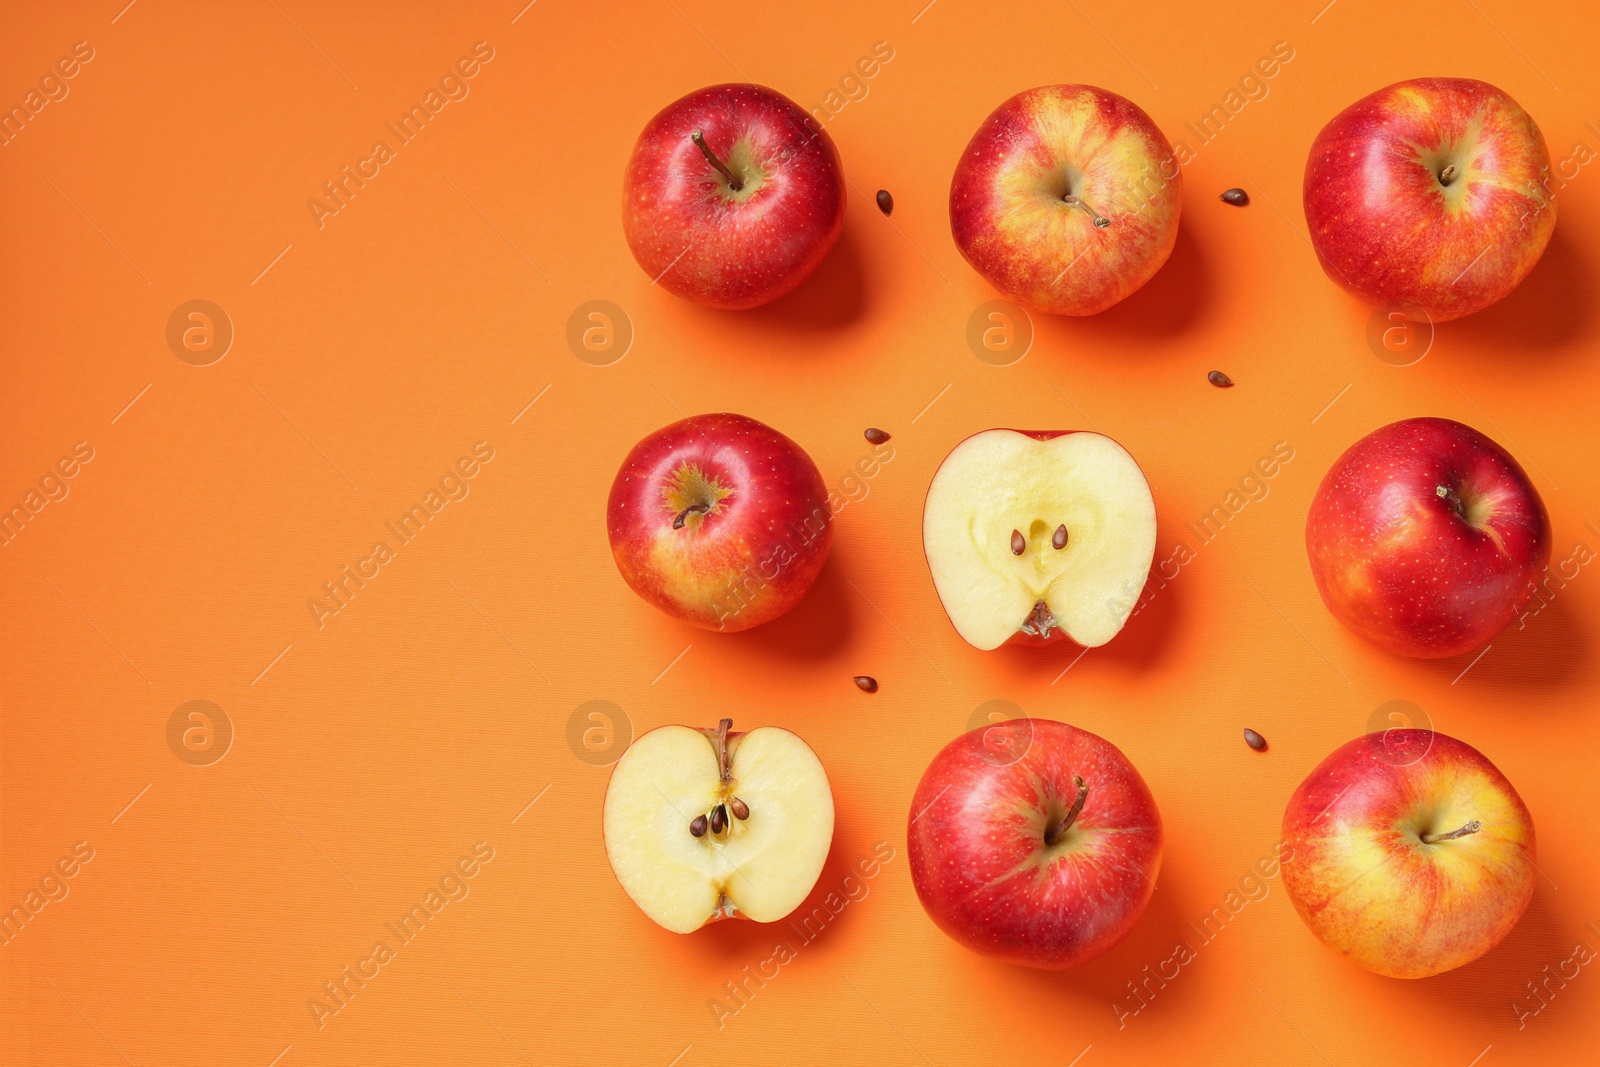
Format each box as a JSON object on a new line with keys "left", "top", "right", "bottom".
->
{"left": 950, "top": 85, "right": 1182, "bottom": 315}
{"left": 907, "top": 718, "right": 1162, "bottom": 969}
{"left": 607, "top": 413, "right": 832, "bottom": 631}
{"left": 1281, "top": 729, "right": 1536, "bottom": 979}
{"left": 1306, "top": 417, "right": 1550, "bottom": 658}
{"left": 622, "top": 83, "right": 846, "bottom": 309}
{"left": 922, "top": 429, "right": 1157, "bottom": 650}
{"left": 1304, "top": 78, "right": 1555, "bottom": 322}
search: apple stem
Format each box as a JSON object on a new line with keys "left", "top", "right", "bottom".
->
{"left": 1062, "top": 194, "right": 1111, "bottom": 228}
{"left": 1011, "top": 529, "right": 1026, "bottom": 556}
{"left": 672, "top": 503, "right": 712, "bottom": 529}
{"left": 691, "top": 130, "right": 743, "bottom": 191}
{"left": 715, "top": 718, "right": 733, "bottom": 783}
{"left": 1435, "top": 484, "right": 1466, "bottom": 519}
{"left": 1438, "top": 164, "right": 1458, "bottom": 187}
{"left": 1045, "top": 775, "right": 1089, "bottom": 846}
{"left": 1421, "top": 820, "right": 1481, "bottom": 844}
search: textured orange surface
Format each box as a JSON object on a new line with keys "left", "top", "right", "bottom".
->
{"left": 2, "top": 1, "right": 1597, "bottom": 1064}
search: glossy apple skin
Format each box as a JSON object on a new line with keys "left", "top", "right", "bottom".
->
{"left": 1306, "top": 417, "right": 1550, "bottom": 658}
{"left": 1282, "top": 730, "right": 1535, "bottom": 979}
{"left": 607, "top": 413, "right": 832, "bottom": 631}
{"left": 950, "top": 85, "right": 1181, "bottom": 316}
{"left": 622, "top": 84, "right": 846, "bottom": 309}
{"left": 907, "top": 718, "right": 1162, "bottom": 969}
{"left": 1304, "top": 78, "right": 1555, "bottom": 322}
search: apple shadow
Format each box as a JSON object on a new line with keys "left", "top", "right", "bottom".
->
{"left": 973, "top": 869, "right": 1205, "bottom": 1020}
{"left": 1039, "top": 224, "right": 1210, "bottom": 346}
{"left": 1375, "top": 888, "right": 1573, "bottom": 1035}
{"left": 718, "top": 556, "right": 854, "bottom": 664}
{"left": 1423, "top": 597, "right": 1589, "bottom": 692}
{"left": 1440, "top": 230, "right": 1593, "bottom": 358}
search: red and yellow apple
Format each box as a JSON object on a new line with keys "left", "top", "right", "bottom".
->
{"left": 1304, "top": 78, "right": 1555, "bottom": 322}
{"left": 622, "top": 83, "right": 846, "bottom": 309}
{"left": 1306, "top": 417, "right": 1551, "bottom": 658}
{"left": 604, "top": 718, "right": 834, "bottom": 933}
{"left": 923, "top": 429, "right": 1156, "bottom": 650}
{"left": 908, "top": 718, "right": 1162, "bottom": 968}
{"left": 949, "top": 85, "right": 1182, "bottom": 315}
{"left": 608, "top": 413, "right": 832, "bottom": 632}
{"left": 1281, "top": 729, "right": 1535, "bottom": 979}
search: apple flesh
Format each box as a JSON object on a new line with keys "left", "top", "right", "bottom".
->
{"left": 622, "top": 83, "right": 846, "bottom": 309}
{"left": 1281, "top": 729, "right": 1535, "bottom": 979}
{"left": 950, "top": 84, "right": 1181, "bottom": 315}
{"left": 908, "top": 718, "right": 1162, "bottom": 969}
{"left": 1306, "top": 417, "right": 1551, "bottom": 658}
{"left": 604, "top": 718, "right": 834, "bottom": 934}
{"left": 1304, "top": 77, "right": 1555, "bottom": 322}
{"left": 608, "top": 413, "right": 832, "bottom": 632}
{"left": 923, "top": 429, "right": 1156, "bottom": 650}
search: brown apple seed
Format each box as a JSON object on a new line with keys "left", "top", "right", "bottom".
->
{"left": 690, "top": 814, "right": 709, "bottom": 837}
{"left": 730, "top": 797, "right": 750, "bottom": 820}
{"left": 1244, "top": 728, "right": 1267, "bottom": 751}
{"left": 876, "top": 189, "right": 894, "bottom": 215}
{"left": 853, "top": 675, "right": 879, "bottom": 693}
{"left": 1052, "top": 524, "right": 1069, "bottom": 550}
{"left": 1208, "top": 370, "right": 1235, "bottom": 388}
{"left": 864, "top": 427, "right": 891, "bottom": 444}
{"left": 1011, "top": 529, "right": 1026, "bottom": 555}
{"left": 1220, "top": 188, "right": 1249, "bottom": 206}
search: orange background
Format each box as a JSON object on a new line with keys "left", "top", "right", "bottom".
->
{"left": 3, "top": 1, "right": 1598, "bottom": 1064}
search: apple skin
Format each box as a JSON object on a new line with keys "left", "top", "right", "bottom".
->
{"left": 1281, "top": 730, "right": 1536, "bottom": 979}
{"left": 907, "top": 718, "right": 1162, "bottom": 969}
{"left": 1304, "top": 78, "right": 1555, "bottom": 322}
{"left": 607, "top": 413, "right": 832, "bottom": 632}
{"left": 622, "top": 84, "right": 846, "bottom": 309}
{"left": 1306, "top": 417, "right": 1550, "bottom": 659}
{"left": 950, "top": 85, "right": 1181, "bottom": 316}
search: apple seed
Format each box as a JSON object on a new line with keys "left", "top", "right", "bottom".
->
{"left": 1052, "top": 524, "right": 1068, "bottom": 550}
{"left": 690, "top": 814, "right": 709, "bottom": 837}
{"left": 864, "top": 427, "right": 891, "bottom": 444}
{"left": 1220, "top": 188, "right": 1249, "bottom": 206}
{"left": 1244, "top": 728, "right": 1267, "bottom": 751}
{"left": 1011, "top": 529, "right": 1026, "bottom": 555}
{"left": 730, "top": 797, "right": 750, "bottom": 820}
{"left": 1208, "top": 370, "right": 1235, "bottom": 388}
{"left": 876, "top": 189, "right": 894, "bottom": 215}
{"left": 853, "top": 675, "right": 879, "bottom": 693}
{"left": 709, "top": 804, "right": 728, "bottom": 835}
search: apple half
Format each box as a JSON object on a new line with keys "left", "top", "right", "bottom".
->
{"left": 923, "top": 430, "right": 1156, "bottom": 650}
{"left": 603, "top": 719, "right": 834, "bottom": 933}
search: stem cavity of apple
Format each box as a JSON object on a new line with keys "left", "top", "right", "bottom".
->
{"left": 1052, "top": 524, "right": 1069, "bottom": 550}
{"left": 1062, "top": 193, "right": 1111, "bottom": 228}
{"left": 1045, "top": 775, "right": 1089, "bottom": 847}
{"left": 691, "top": 130, "right": 744, "bottom": 191}
{"left": 1421, "top": 819, "right": 1481, "bottom": 844}
{"left": 1011, "top": 529, "right": 1026, "bottom": 556}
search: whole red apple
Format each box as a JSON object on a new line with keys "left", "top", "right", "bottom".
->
{"left": 1304, "top": 78, "right": 1555, "bottom": 322}
{"left": 607, "top": 413, "right": 832, "bottom": 631}
{"left": 622, "top": 84, "right": 846, "bottom": 309}
{"left": 1306, "top": 417, "right": 1550, "bottom": 658}
{"left": 1282, "top": 729, "right": 1535, "bottom": 979}
{"left": 950, "top": 85, "right": 1181, "bottom": 316}
{"left": 907, "top": 718, "right": 1162, "bottom": 969}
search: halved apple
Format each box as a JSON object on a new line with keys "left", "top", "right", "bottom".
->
{"left": 923, "top": 429, "right": 1157, "bottom": 650}
{"left": 602, "top": 718, "right": 834, "bottom": 933}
